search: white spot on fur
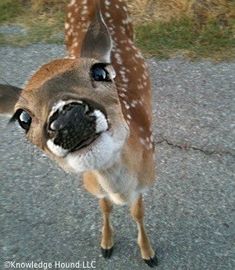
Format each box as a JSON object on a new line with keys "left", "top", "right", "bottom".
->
{"left": 68, "top": 0, "right": 76, "bottom": 7}
{"left": 105, "top": 0, "right": 111, "bottom": 6}
{"left": 65, "top": 23, "right": 70, "bottom": 30}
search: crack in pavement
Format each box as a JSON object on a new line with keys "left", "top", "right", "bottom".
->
{"left": 155, "top": 137, "right": 235, "bottom": 157}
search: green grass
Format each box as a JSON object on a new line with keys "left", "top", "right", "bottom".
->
{"left": 0, "top": 0, "right": 234, "bottom": 61}
{"left": 136, "top": 18, "right": 235, "bottom": 60}
{"left": 0, "top": 2, "right": 65, "bottom": 46}
{"left": 21, "top": 11, "right": 65, "bottom": 44}
{"left": 0, "top": 0, "right": 25, "bottom": 23}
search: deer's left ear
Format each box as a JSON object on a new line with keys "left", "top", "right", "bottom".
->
{"left": 0, "top": 84, "right": 22, "bottom": 116}
{"left": 81, "top": 7, "right": 112, "bottom": 63}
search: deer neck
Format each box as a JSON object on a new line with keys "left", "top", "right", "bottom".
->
{"left": 92, "top": 156, "right": 140, "bottom": 205}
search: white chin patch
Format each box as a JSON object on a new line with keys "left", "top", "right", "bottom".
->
{"left": 65, "top": 124, "right": 129, "bottom": 173}
{"left": 92, "top": 110, "right": 108, "bottom": 133}
{"left": 47, "top": 139, "right": 68, "bottom": 157}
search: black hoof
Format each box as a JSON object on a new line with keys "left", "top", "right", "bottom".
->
{"left": 144, "top": 255, "right": 158, "bottom": 268}
{"left": 101, "top": 246, "right": 113, "bottom": 259}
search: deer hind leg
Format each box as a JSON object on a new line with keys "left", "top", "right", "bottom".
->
{"left": 130, "top": 195, "right": 158, "bottom": 267}
{"left": 99, "top": 198, "right": 114, "bottom": 258}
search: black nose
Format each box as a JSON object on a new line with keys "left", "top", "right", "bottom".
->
{"left": 48, "top": 102, "right": 97, "bottom": 151}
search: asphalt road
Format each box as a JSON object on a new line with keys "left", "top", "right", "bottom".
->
{"left": 0, "top": 45, "right": 234, "bottom": 270}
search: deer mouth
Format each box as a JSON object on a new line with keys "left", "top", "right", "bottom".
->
{"left": 47, "top": 129, "right": 111, "bottom": 158}
{"left": 70, "top": 132, "right": 102, "bottom": 153}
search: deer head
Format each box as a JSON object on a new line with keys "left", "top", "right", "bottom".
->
{"left": 0, "top": 9, "right": 129, "bottom": 174}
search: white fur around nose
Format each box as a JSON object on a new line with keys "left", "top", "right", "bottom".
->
{"left": 47, "top": 139, "right": 68, "bottom": 157}
{"left": 92, "top": 110, "right": 108, "bottom": 133}
{"left": 49, "top": 99, "right": 83, "bottom": 119}
{"left": 50, "top": 100, "right": 66, "bottom": 117}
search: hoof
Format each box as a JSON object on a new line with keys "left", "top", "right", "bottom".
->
{"left": 101, "top": 246, "right": 113, "bottom": 259}
{"left": 144, "top": 255, "right": 158, "bottom": 268}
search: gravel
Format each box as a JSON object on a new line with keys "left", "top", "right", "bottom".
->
{"left": 0, "top": 44, "right": 234, "bottom": 270}
{"left": 0, "top": 25, "right": 27, "bottom": 36}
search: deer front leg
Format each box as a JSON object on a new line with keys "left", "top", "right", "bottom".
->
{"left": 99, "top": 198, "right": 114, "bottom": 258}
{"left": 130, "top": 195, "right": 158, "bottom": 267}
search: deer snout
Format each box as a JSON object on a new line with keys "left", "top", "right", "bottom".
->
{"left": 47, "top": 100, "right": 109, "bottom": 153}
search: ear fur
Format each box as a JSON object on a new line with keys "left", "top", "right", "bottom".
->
{"left": 81, "top": 4, "right": 112, "bottom": 63}
{"left": 0, "top": 84, "right": 21, "bottom": 116}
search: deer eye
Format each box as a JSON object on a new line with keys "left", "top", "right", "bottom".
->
{"left": 17, "top": 110, "right": 32, "bottom": 131}
{"left": 90, "top": 63, "right": 111, "bottom": 82}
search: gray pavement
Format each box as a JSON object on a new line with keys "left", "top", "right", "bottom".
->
{"left": 0, "top": 45, "right": 235, "bottom": 270}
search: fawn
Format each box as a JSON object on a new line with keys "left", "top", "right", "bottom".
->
{"left": 0, "top": 0, "right": 157, "bottom": 267}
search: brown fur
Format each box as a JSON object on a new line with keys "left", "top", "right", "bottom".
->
{"left": 131, "top": 195, "right": 155, "bottom": 260}
{"left": 99, "top": 198, "right": 113, "bottom": 250}
{"left": 0, "top": 0, "right": 157, "bottom": 265}
{"left": 66, "top": 0, "right": 155, "bottom": 188}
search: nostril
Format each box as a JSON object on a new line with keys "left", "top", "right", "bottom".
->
{"left": 50, "top": 121, "right": 56, "bottom": 131}
{"left": 46, "top": 121, "right": 58, "bottom": 140}
{"left": 49, "top": 120, "right": 62, "bottom": 132}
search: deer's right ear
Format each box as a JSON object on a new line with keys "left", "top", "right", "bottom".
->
{"left": 81, "top": 7, "right": 112, "bottom": 63}
{"left": 0, "top": 84, "right": 22, "bottom": 116}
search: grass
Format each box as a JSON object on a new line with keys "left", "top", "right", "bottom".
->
{"left": 136, "top": 18, "right": 235, "bottom": 60}
{"left": 0, "top": 0, "right": 234, "bottom": 61}
{"left": 0, "top": 0, "right": 24, "bottom": 23}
